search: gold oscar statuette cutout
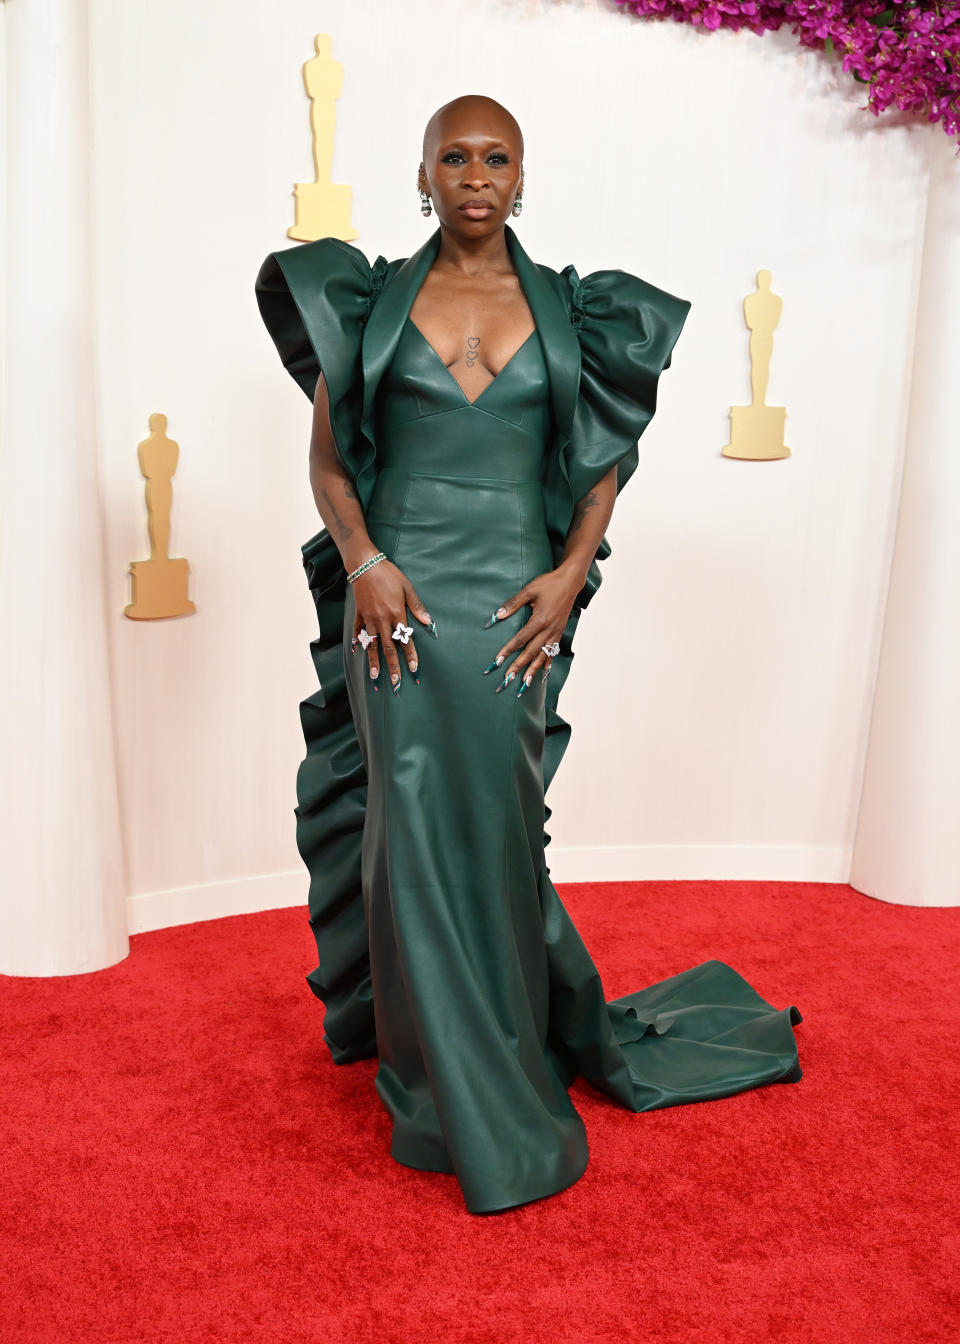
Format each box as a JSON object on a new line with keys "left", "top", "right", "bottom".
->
{"left": 723, "top": 270, "right": 790, "bottom": 461}
{"left": 287, "top": 33, "right": 357, "bottom": 242}
{"left": 124, "top": 413, "right": 196, "bottom": 620}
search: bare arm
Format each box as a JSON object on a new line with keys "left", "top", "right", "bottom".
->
{"left": 309, "top": 373, "right": 380, "bottom": 573}
{"left": 555, "top": 464, "right": 618, "bottom": 590}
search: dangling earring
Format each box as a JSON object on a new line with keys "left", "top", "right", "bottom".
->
{"left": 511, "top": 170, "right": 525, "bottom": 217}
{"left": 418, "top": 175, "right": 432, "bottom": 217}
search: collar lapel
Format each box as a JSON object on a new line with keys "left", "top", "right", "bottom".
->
{"left": 503, "top": 224, "right": 580, "bottom": 445}
{"left": 359, "top": 226, "right": 441, "bottom": 467}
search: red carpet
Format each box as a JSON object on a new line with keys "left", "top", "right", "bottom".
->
{"left": 2, "top": 881, "right": 958, "bottom": 1343}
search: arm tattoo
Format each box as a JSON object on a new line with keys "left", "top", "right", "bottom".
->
{"left": 319, "top": 485, "right": 354, "bottom": 543}
{"left": 567, "top": 488, "right": 600, "bottom": 537}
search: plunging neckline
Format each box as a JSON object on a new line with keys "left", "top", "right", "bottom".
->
{"left": 405, "top": 318, "right": 537, "bottom": 408}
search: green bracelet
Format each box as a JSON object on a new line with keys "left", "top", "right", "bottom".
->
{"left": 346, "top": 551, "right": 386, "bottom": 584}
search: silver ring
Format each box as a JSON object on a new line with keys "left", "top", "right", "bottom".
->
{"left": 541, "top": 641, "right": 560, "bottom": 658}
{"left": 357, "top": 627, "right": 378, "bottom": 650}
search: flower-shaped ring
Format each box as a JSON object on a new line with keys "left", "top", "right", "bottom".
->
{"left": 540, "top": 641, "right": 560, "bottom": 658}
{"left": 392, "top": 622, "right": 414, "bottom": 644}
{"left": 357, "top": 627, "right": 378, "bottom": 650}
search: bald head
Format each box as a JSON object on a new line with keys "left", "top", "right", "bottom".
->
{"left": 422, "top": 94, "right": 523, "bottom": 163}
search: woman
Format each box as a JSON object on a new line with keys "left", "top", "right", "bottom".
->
{"left": 256, "top": 94, "right": 802, "bottom": 1215}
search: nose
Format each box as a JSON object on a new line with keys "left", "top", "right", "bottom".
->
{"left": 462, "top": 161, "right": 491, "bottom": 191}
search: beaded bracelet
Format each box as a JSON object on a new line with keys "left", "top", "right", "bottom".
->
{"left": 346, "top": 551, "right": 386, "bottom": 584}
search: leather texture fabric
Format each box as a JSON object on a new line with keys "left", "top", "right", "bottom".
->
{"left": 255, "top": 224, "right": 802, "bottom": 1214}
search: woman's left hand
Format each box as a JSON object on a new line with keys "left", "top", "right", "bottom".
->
{"left": 482, "top": 565, "right": 585, "bottom": 696}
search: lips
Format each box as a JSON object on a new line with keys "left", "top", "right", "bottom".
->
{"left": 458, "top": 201, "right": 494, "bottom": 213}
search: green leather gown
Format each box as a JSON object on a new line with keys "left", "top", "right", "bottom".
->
{"left": 255, "top": 224, "right": 803, "bottom": 1214}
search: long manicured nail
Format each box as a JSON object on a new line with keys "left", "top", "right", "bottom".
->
{"left": 516, "top": 676, "right": 532, "bottom": 698}
{"left": 484, "top": 606, "right": 508, "bottom": 629}
{"left": 495, "top": 669, "right": 517, "bottom": 693}
{"left": 410, "top": 661, "right": 420, "bottom": 686}
{"left": 482, "top": 654, "right": 505, "bottom": 675}
{"left": 350, "top": 635, "right": 358, "bottom": 654}
{"left": 429, "top": 619, "right": 439, "bottom": 639}
{"left": 391, "top": 672, "right": 401, "bottom": 695}
{"left": 370, "top": 665, "right": 380, "bottom": 691}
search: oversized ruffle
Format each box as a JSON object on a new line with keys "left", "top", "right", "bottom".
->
{"left": 295, "top": 529, "right": 376, "bottom": 1063}
{"left": 560, "top": 264, "right": 692, "bottom": 504}
{"left": 255, "top": 237, "right": 391, "bottom": 488}
{"left": 540, "top": 264, "right": 691, "bottom": 859}
{"left": 256, "top": 238, "right": 391, "bottom": 1061}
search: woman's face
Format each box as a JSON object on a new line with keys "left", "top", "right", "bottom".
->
{"left": 419, "top": 112, "right": 523, "bottom": 236}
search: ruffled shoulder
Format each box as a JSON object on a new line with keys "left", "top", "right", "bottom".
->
{"left": 535, "top": 266, "right": 690, "bottom": 861}
{"left": 559, "top": 264, "right": 691, "bottom": 505}
{"left": 254, "top": 237, "right": 392, "bottom": 481}
{"left": 255, "top": 235, "right": 395, "bottom": 1063}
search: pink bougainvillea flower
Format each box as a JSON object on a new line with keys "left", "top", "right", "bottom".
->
{"left": 613, "top": 0, "right": 960, "bottom": 147}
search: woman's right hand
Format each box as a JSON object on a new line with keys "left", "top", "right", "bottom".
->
{"left": 350, "top": 558, "right": 436, "bottom": 690}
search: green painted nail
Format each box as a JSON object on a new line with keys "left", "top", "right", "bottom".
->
{"left": 482, "top": 655, "right": 505, "bottom": 675}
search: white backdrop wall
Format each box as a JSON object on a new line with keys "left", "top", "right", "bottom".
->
{"left": 2, "top": 0, "right": 955, "bottom": 973}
